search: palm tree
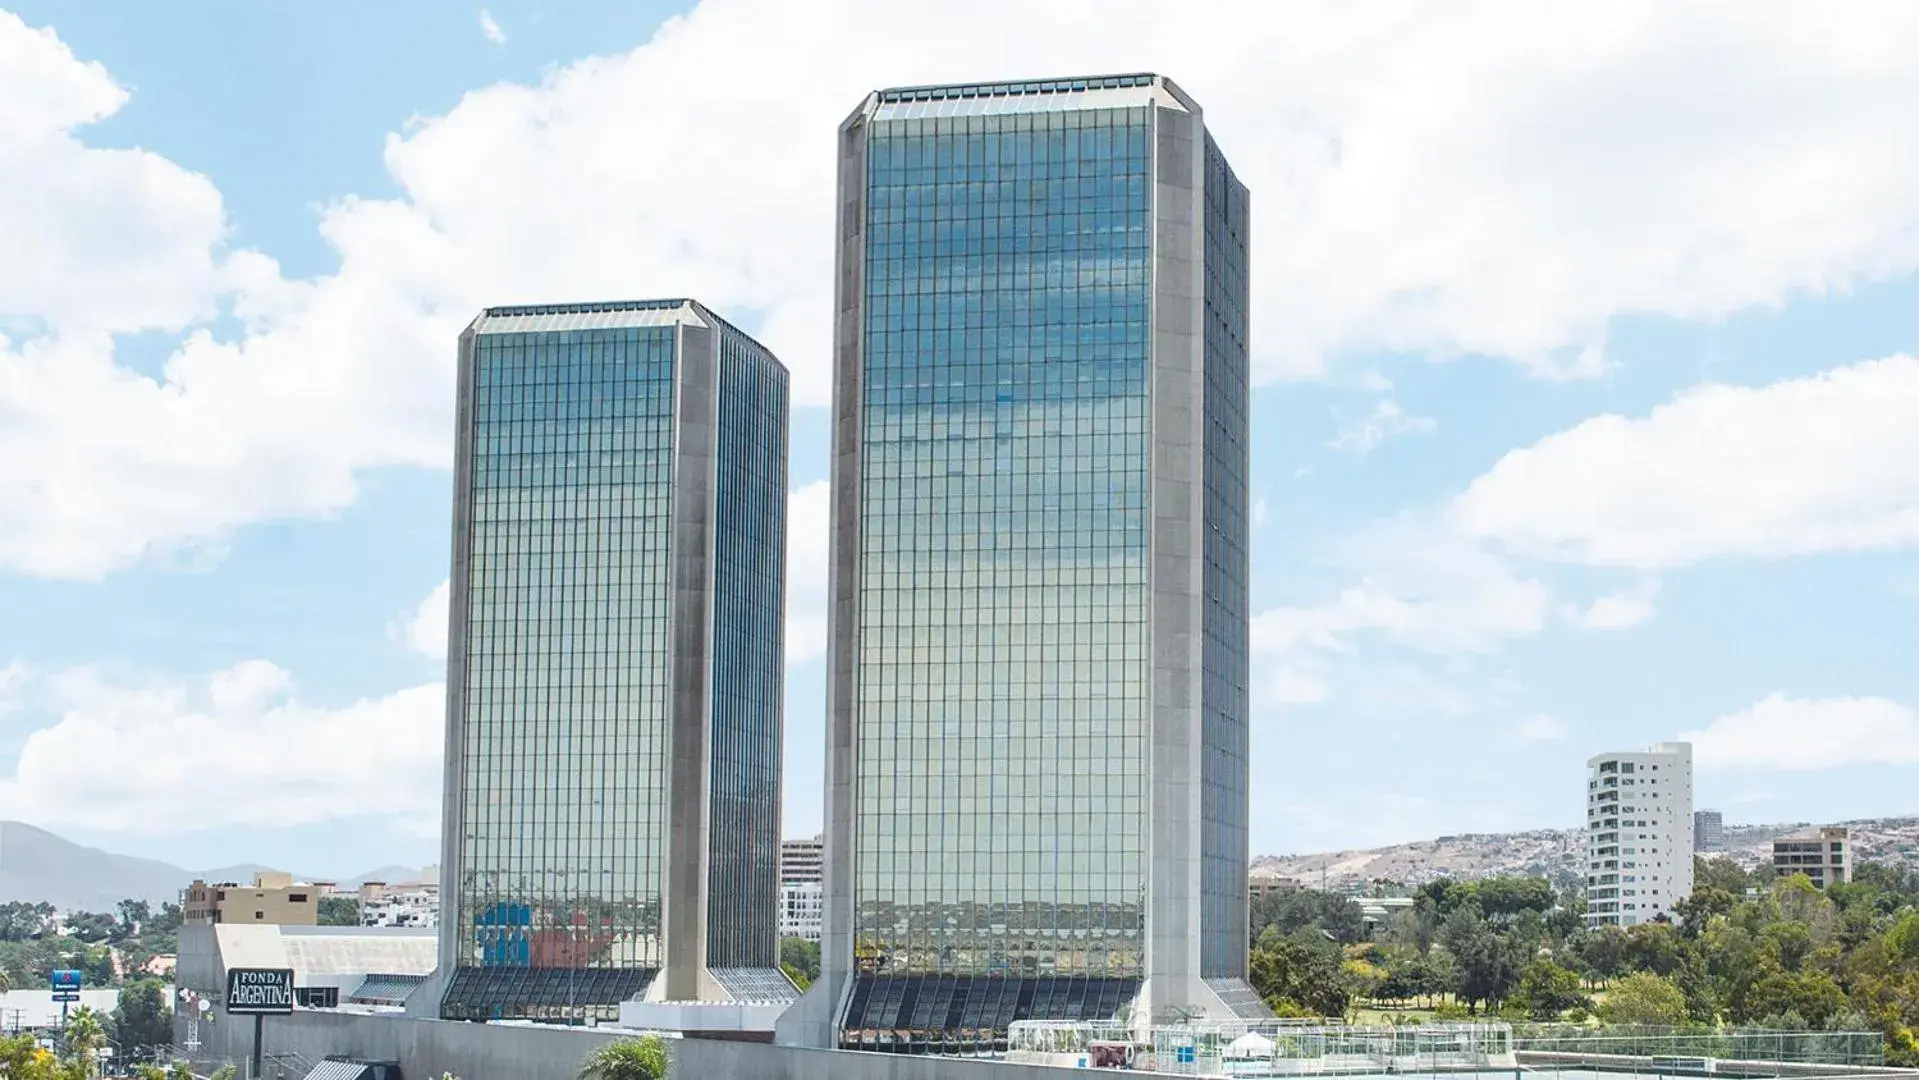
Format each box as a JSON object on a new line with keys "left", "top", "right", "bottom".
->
{"left": 578, "top": 1036, "right": 669, "bottom": 1080}
{"left": 63, "top": 1007, "right": 107, "bottom": 1078}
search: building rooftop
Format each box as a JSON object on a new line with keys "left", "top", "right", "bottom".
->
{"left": 213, "top": 923, "right": 437, "bottom": 979}
{"left": 469, "top": 298, "right": 715, "bottom": 335}
{"left": 866, "top": 72, "right": 1194, "bottom": 121}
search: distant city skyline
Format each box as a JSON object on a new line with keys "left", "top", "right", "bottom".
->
{"left": 2, "top": 4, "right": 1917, "bottom": 878}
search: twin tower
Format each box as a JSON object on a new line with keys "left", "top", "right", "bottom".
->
{"left": 422, "top": 73, "right": 1259, "bottom": 1051}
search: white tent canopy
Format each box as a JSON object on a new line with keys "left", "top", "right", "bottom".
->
{"left": 1226, "top": 1032, "right": 1276, "bottom": 1058}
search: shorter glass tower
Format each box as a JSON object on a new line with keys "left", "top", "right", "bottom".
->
{"left": 425, "top": 299, "right": 790, "bottom": 1021}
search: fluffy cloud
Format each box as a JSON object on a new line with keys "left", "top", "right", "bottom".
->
{"left": 1454, "top": 356, "right": 1919, "bottom": 567}
{"left": 1516, "top": 713, "right": 1569, "bottom": 742}
{"left": 1253, "top": 522, "right": 1553, "bottom": 659}
{"left": 391, "top": 580, "right": 451, "bottom": 660}
{"left": 785, "top": 481, "right": 831, "bottom": 666}
{"left": 478, "top": 10, "right": 507, "bottom": 45}
{"left": 1575, "top": 580, "right": 1660, "bottom": 629}
{"left": 0, "top": 662, "right": 443, "bottom": 833}
{"left": 1327, "top": 399, "right": 1437, "bottom": 456}
{"left": 6, "top": 5, "right": 1919, "bottom": 577}
{"left": 1684, "top": 692, "right": 1919, "bottom": 770}
{"left": 0, "top": 661, "right": 27, "bottom": 717}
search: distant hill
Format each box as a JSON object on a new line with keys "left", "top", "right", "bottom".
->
{"left": 342, "top": 866, "right": 429, "bottom": 889}
{"left": 0, "top": 822, "right": 191, "bottom": 912}
{"left": 1253, "top": 815, "right": 1919, "bottom": 889}
{"left": 0, "top": 822, "right": 425, "bottom": 913}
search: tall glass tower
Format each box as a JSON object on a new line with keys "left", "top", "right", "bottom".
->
{"left": 778, "top": 74, "right": 1259, "bottom": 1051}
{"left": 423, "top": 299, "right": 791, "bottom": 1022}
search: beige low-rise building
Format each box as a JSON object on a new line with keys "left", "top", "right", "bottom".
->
{"left": 183, "top": 871, "right": 319, "bottom": 925}
{"left": 1773, "top": 827, "right": 1851, "bottom": 888}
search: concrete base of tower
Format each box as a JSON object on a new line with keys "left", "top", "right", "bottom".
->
{"left": 772, "top": 967, "right": 846, "bottom": 1048}
{"left": 402, "top": 965, "right": 451, "bottom": 1019}
{"left": 1129, "top": 973, "right": 1272, "bottom": 1031}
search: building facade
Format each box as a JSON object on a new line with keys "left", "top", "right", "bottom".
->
{"left": 1773, "top": 827, "right": 1850, "bottom": 888}
{"left": 361, "top": 885, "right": 440, "bottom": 930}
{"left": 780, "top": 72, "right": 1258, "bottom": 1051}
{"left": 425, "top": 300, "right": 791, "bottom": 1022}
{"left": 183, "top": 873, "right": 319, "bottom": 926}
{"left": 782, "top": 837, "right": 825, "bottom": 886}
{"left": 1694, "top": 809, "right": 1724, "bottom": 852}
{"left": 1585, "top": 742, "right": 1695, "bottom": 928}
{"left": 781, "top": 837, "right": 826, "bottom": 943}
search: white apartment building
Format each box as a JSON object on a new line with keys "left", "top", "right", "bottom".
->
{"left": 1586, "top": 741, "right": 1694, "bottom": 928}
{"left": 779, "top": 836, "right": 824, "bottom": 942}
{"left": 359, "top": 883, "right": 440, "bottom": 929}
{"left": 780, "top": 881, "right": 823, "bottom": 944}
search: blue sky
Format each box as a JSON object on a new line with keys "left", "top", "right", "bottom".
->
{"left": 1, "top": 2, "right": 1916, "bottom": 880}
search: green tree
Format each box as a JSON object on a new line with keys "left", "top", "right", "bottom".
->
{"left": 1511, "top": 959, "right": 1590, "bottom": 1020}
{"left": 1598, "top": 971, "right": 1689, "bottom": 1026}
{"left": 1675, "top": 886, "right": 1737, "bottom": 938}
{"left": 1884, "top": 911, "right": 1919, "bottom": 965}
{"left": 0, "top": 1032, "right": 62, "bottom": 1080}
{"left": 1696, "top": 857, "right": 1757, "bottom": 896}
{"left": 63, "top": 1007, "right": 107, "bottom": 1078}
{"left": 579, "top": 1035, "right": 669, "bottom": 1080}
{"left": 779, "top": 937, "right": 820, "bottom": 989}
{"left": 1441, "top": 909, "right": 1524, "bottom": 1013}
{"left": 61, "top": 913, "right": 117, "bottom": 945}
{"left": 0, "top": 903, "right": 56, "bottom": 942}
{"left": 1250, "top": 889, "right": 1366, "bottom": 945}
{"left": 1622, "top": 921, "right": 1687, "bottom": 977}
{"left": 1250, "top": 930, "right": 1353, "bottom": 1018}
{"left": 1571, "top": 925, "right": 1628, "bottom": 986}
{"left": 1474, "top": 877, "right": 1556, "bottom": 921}
{"left": 116, "top": 900, "right": 153, "bottom": 939}
{"left": 111, "top": 979, "right": 173, "bottom": 1062}
{"left": 1743, "top": 968, "right": 1849, "bottom": 1028}
{"left": 317, "top": 897, "right": 361, "bottom": 926}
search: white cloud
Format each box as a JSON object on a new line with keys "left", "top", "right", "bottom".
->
{"left": 478, "top": 9, "right": 507, "bottom": 45}
{"left": 391, "top": 580, "right": 451, "bottom": 660}
{"left": 0, "top": 663, "right": 443, "bottom": 833}
{"left": 1575, "top": 579, "right": 1660, "bottom": 629}
{"left": 1684, "top": 692, "right": 1919, "bottom": 771}
{"left": 1454, "top": 356, "right": 1919, "bottom": 568}
{"left": 1252, "top": 521, "right": 1553, "bottom": 659}
{"left": 786, "top": 481, "right": 830, "bottom": 666}
{"left": 1327, "top": 398, "right": 1437, "bottom": 455}
{"left": 1516, "top": 713, "right": 1568, "bottom": 742}
{"left": 0, "top": 662, "right": 27, "bottom": 717}
{"left": 8, "top": 6, "right": 1919, "bottom": 578}
{"left": 1263, "top": 665, "right": 1330, "bottom": 706}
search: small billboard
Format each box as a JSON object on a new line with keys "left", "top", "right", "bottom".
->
{"left": 50, "top": 970, "right": 81, "bottom": 1003}
{"left": 224, "top": 968, "right": 295, "bottom": 1016}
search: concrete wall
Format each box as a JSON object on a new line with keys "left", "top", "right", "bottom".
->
{"left": 1143, "top": 96, "right": 1208, "bottom": 1025}
{"left": 177, "top": 1011, "right": 1112, "bottom": 1080}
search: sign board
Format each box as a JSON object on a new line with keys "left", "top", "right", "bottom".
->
{"left": 224, "top": 968, "right": 295, "bottom": 1015}
{"left": 50, "top": 969, "right": 81, "bottom": 1003}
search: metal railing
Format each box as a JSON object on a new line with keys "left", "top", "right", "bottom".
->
{"left": 1509, "top": 1025, "right": 1886, "bottom": 1069}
